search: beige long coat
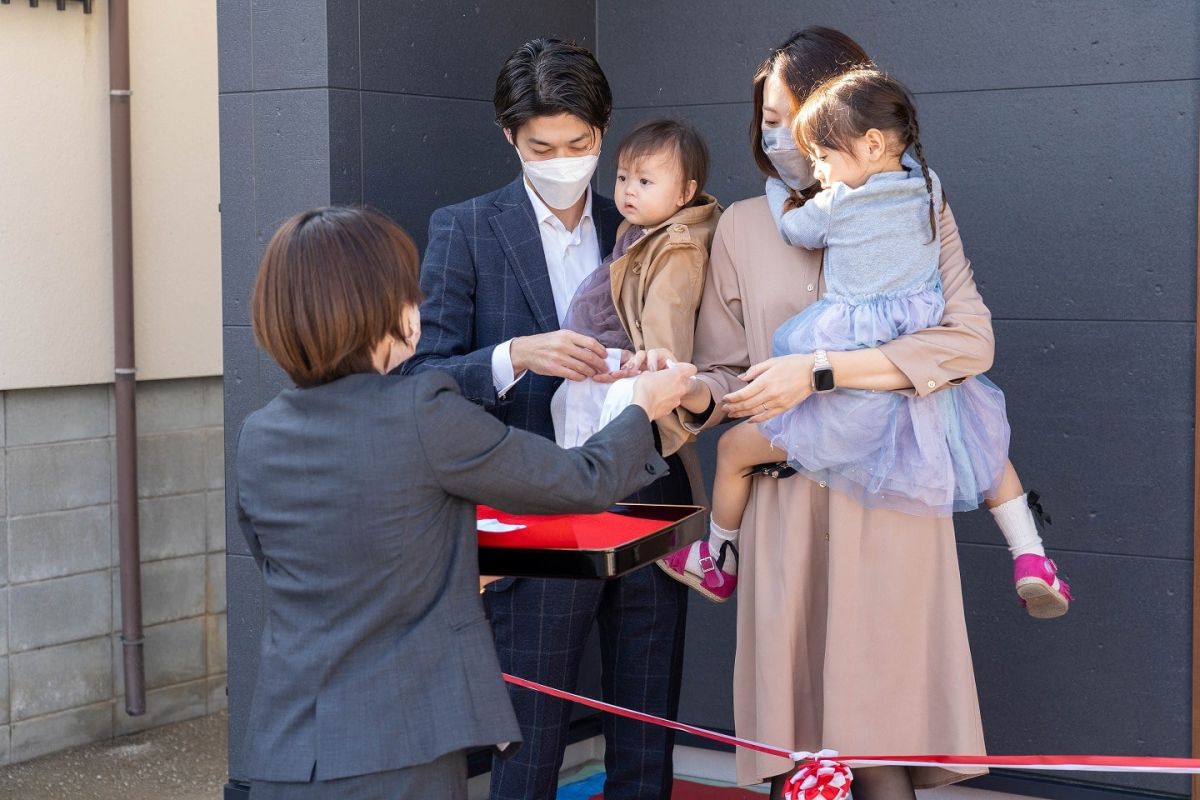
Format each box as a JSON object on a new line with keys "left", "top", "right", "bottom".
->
{"left": 684, "top": 195, "right": 992, "bottom": 788}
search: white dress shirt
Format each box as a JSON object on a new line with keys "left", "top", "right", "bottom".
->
{"left": 490, "top": 179, "right": 602, "bottom": 394}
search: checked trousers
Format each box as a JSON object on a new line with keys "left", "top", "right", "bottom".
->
{"left": 484, "top": 454, "right": 691, "bottom": 800}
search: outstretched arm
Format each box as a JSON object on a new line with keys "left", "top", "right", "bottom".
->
{"left": 415, "top": 373, "right": 669, "bottom": 514}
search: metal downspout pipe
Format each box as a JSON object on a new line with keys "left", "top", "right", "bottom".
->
{"left": 108, "top": 0, "right": 144, "bottom": 716}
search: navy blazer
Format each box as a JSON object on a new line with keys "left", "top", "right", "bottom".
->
{"left": 235, "top": 370, "right": 668, "bottom": 782}
{"left": 402, "top": 175, "right": 622, "bottom": 441}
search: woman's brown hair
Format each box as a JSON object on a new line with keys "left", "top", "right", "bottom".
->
{"left": 251, "top": 207, "right": 423, "bottom": 387}
{"left": 794, "top": 68, "right": 938, "bottom": 242}
{"left": 749, "top": 27, "right": 873, "bottom": 179}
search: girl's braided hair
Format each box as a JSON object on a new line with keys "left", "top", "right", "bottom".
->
{"left": 793, "top": 68, "right": 938, "bottom": 242}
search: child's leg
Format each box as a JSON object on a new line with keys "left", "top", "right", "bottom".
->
{"left": 711, "top": 422, "right": 787, "bottom": 531}
{"left": 679, "top": 423, "right": 787, "bottom": 578}
{"left": 985, "top": 460, "right": 1071, "bottom": 618}
{"left": 984, "top": 460, "right": 1025, "bottom": 508}
{"left": 657, "top": 422, "right": 786, "bottom": 601}
{"left": 984, "top": 461, "right": 1045, "bottom": 558}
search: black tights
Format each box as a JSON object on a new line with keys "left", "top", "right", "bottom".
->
{"left": 768, "top": 766, "right": 916, "bottom": 800}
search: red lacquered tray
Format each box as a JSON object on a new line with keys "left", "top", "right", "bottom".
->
{"left": 477, "top": 503, "right": 706, "bottom": 579}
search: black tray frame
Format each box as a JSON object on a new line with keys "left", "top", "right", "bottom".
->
{"left": 478, "top": 503, "right": 707, "bottom": 579}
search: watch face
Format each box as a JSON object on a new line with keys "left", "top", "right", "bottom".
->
{"left": 813, "top": 367, "right": 835, "bottom": 393}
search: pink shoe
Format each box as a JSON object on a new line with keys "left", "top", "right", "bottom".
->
{"left": 1014, "top": 554, "right": 1071, "bottom": 619}
{"left": 657, "top": 539, "right": 738, "bottom": 603}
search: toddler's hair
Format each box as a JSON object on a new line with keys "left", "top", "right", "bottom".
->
{"left": 794, "top": 69, "right": 937, "bottom": 241}
{"left": 616, "top": 119, "right": 709, "bottom": 204}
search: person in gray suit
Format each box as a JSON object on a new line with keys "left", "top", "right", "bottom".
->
{"left": 235, "top": 206, "right": 696, "bottom": 799}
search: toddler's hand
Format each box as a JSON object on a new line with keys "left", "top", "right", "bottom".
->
{"left": 592, "top": 349, "right": 640, "bottom": 383}
{"left": 643, "top": 348, "right": 680, "bottom": 372}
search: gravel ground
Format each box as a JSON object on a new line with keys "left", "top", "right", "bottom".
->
{"left": 0, "top": 711, "right": 228, "bottom": 799}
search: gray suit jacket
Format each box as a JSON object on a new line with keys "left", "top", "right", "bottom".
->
{"left": 235, "top": 370, "right": 668, "bottom": 781}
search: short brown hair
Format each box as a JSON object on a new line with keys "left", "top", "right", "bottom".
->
{"left": 251, "top": 207, "right": 422, "bottom": 387}
{"left": 616, "top": 119, "right": 709, "bottom": 202}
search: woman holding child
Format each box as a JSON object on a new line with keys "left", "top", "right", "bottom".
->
{"left": 667, "top": 27, "right": 994, "bottom": 799}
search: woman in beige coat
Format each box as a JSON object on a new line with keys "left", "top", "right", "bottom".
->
{"left": 677, "top": 28, "right": 991, "bottom": 800}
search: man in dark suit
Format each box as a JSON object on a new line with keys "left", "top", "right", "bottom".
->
{"left": 403, "top": 38, "right": 690, "bottom": 800}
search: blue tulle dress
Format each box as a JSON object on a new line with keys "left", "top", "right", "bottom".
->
{"left": 757, "top": 165, "right": 1010, "bottom": 516}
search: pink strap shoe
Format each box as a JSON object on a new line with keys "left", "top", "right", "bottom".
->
{"left": 657, "top": 539, "right": 738, "bottom": 603}
{"left": 1014, "top": 554, "right": 1071, "bottom": 619}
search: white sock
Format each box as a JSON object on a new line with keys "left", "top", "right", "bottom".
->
{"left": 687, "top": 520, "right": 739, "bottom": 576}
{"left": 990, "top": 493, "right": 1045, "bottom": 558}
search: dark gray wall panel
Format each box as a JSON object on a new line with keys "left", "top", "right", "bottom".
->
{"left": 219, "top": 93, "right": 257, "bottom": 327}
{"left": 252, "top": 89, "right": 333, "bottom": 249}
{"left": 603, "top": 104, "right": 763, "bottom": 208}
{"left": 954, "top": 320, "right": 1194, "bottom": 561}
{"left": 600, "top": 1, "right": 1200, "bottom": 108}
{"left": 960, "top": 543, "right": 1191, "bottom": 796}
{"left": 258, "top": 350, "right": 294, "bottom": 403}
{"left": 216, "top": 0, "right": 252, "bottom": 94}
{"left": 359, "top": 0, "right": 595, "bottom": 99}
{"left": 326, "top": 0, "right": 361, "bottom": 91}
{"left": 225, "top": 553, "right": 265, "bottom": 782}
{"left": 221, "top": 326, "right": 260, "bottom": 560}
{"left": 329, "top": 89, "right": 363, "bottom": 205}
{"left": 251, "top": 0, "right": 330, "bottom": 91}
{"left": 921, "top": 81, "right": 1198, "bottom": 323}
{"left": 360, "top": 93, "right": 519, "bottom": 249}
{"left": 677, "top": 593, "right": 737, "bottom": 732}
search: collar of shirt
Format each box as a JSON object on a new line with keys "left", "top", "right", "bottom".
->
{"left": 522, "top": 178, "right": 594, "bottom": 246}
{"left": 521, "top": 178, "right": 601, "bottom": 326}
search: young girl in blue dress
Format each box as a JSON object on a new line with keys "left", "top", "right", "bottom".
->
{"left": 659, "top": 69, "right": 1071, "bottom": 618}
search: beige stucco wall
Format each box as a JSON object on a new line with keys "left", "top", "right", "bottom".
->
{"left": 0, "top": 1, "right": 221, "bottom": 391}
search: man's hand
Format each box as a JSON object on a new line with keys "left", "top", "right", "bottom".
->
{"left": 510, "top": 331, "right": 610, "bottom": 381}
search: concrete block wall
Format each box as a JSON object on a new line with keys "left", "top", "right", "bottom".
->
{"left": 0, "top": 377, "right": 227, "bottom": 766}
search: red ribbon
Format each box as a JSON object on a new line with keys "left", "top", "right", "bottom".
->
{"left": 502, "top": 673, "right": 1200, "bottom": 775}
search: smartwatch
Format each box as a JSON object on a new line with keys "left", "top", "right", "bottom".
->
{"left": 811, "top": 349, "right": 835, "bottom": 393}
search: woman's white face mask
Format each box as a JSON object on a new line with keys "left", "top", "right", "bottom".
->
{"left": 517, "top": 149, "right": 600, "bottom": 209}
{"left": 761, "top": 127, "right": 815, "bottom": 191}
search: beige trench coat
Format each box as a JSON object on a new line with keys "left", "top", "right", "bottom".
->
{"left": 683, "top": 195, "right": 991, "bottom": 788}
{"left": 611, "top": 193, "right": 720, "bottom": 459}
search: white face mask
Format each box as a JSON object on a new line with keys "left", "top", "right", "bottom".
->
{"left": 517, "top": 149, "right": 600, "bottom": 210}
{"left": 761, "top": 126, "right": 816, "bottom": 191}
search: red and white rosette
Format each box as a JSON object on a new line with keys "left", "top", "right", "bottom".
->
{"left": 785, "top": 751, "right": 853, "bottom": 800}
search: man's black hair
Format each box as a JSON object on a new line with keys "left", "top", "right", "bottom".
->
{"left": 494, "top": 38, "right": 612, "bottom": 134}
